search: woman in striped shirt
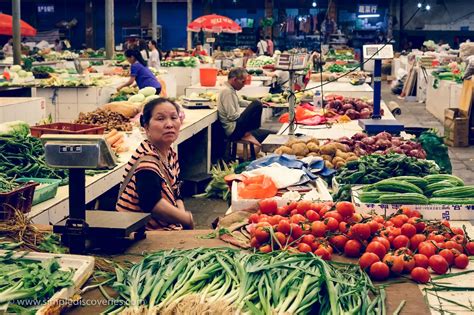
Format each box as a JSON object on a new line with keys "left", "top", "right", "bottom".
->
{"left": 116, "top": 98, "right": 194, "bottom": 230}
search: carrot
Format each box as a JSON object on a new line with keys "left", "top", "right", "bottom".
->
{"left": 106, "top": 132, "right": 122, "bottom": 145}
{"left": 115, "top": 145, "right": 129, "bottom": 153}
{"left": 105, "top": 129, "right": 118, "bottom": 139}
{"left": 111, "top": 138, "right": 124, "bottom": 148}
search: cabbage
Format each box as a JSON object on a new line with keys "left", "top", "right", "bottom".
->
{"left": 10, "top": 65, "right": 22, "bottom": 72}
{"left": 139, "top": 87, "right": 156, "bottom": 97}
{"left": 128, "top": 93, "right": 145, "bottom": 103}
{"left": 145, "top": 95, "right": 159, "bottom": 103}
{"left": 18, "top": 70, "right": 28, "bottom": 78}
{"left": 0, "top": 121, "right": 30, "bottom": 136}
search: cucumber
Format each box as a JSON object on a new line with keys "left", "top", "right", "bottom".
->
{"left": 379, "top": 193, "right": 429, "bottom": 205}
{"left": 424, "top": 180, "right": 455, "bottom": 196}
{"left": 358, "top": 191, "right": 392, "bottom": 203}
{"left": 391, "top": 176, "right": 428, "bottom": 190}
{"left": 423, "top": 174, "right": 464, "bottom": 186}
{"left": 429, "top": 198, "right": 474, "bottom": 205}
{"left": 373, "top": 179, "right": 424, "bottom": 194}
{"left": 431, "top": 186, "right": 474, "bottom": 198}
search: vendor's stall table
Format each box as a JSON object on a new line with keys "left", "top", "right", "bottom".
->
{"left": 28, "top": 108, "right": 217, "bottom": 225}
{"left": 0, "top": 97, "right": 46, "bottom": 125}
{"left": 276, "top": 101, "right": 395, "bottom": 139}
{"left": 305, "top": 81, "right": 373, "bottom": 99}
{"left": 426, "top": 74, "right": 463, "bottom": 122}
{"left": 63, "top": 229, "right": 433, "bottom": 315}
{"left": 185, "top": 81, "right": 268, "bottom": 98}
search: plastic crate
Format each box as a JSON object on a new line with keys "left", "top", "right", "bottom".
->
{"left": 0, "top": 182, "right": 39, "bottom": 220}
{"left": 16, "top": 178, "right": 61, "bottom": 206}
{"left": 30, "top": 123, "right": 105, "bottom": 138}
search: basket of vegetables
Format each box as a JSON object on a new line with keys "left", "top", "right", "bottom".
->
{"left": 30, "top": 122, "right": 105, "bottom": 138}
{"left": 0, "top": 179, "right": 39, "bottom": 220}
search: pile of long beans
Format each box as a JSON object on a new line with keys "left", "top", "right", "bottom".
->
{"left": 0, "top": 177, "right": 20, "bottom": 193}
{"left": 101, "top": 248, "right": 386, "bottom": 314}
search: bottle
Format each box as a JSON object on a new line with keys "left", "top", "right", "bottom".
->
{"left": 313, "top": 90, "right": 322, "bottom": 110}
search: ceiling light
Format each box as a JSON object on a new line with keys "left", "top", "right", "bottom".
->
{"left": 425, "top": 4, "right": 431, "bottom": 10}
{"left": 358, "top": 14, "right": 380, "bottom": 18}
{"left": 417, "top": 3, "right": 422, "bottom": 8}
{"left": 312, "top": 2, "right": 317, "bottom": 7}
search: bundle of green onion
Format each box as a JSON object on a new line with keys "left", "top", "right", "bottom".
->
{"left": 102, "top": 248, "right": 386, "bottom": 314}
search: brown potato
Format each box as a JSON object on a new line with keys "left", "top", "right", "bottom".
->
{"left": 291, "top": 143, "right": 309, "bottom": 157}
{"left": 307, "top": 142, "right": 320, "bottom": 153}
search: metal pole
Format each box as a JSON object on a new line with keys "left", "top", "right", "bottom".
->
{"left": 152, "top": 0, "right": 157, "bottom": 41}
{"left": 187, "top": 0, "right": 192, "bottom": 50}
{"left": 12, "top": 0, "right": 22, "bottom": 65}
{"left": 288, "top": 71, "right": 296, "bottom": 135}
{"left": 105, "top": 0, "right": 115, "bottom": 59}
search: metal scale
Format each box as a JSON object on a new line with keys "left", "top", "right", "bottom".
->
{"left": 41, "top": 134, "right": 150, "bottom": 254}
{"left": 359, "top": 44, "right": 405, "bottom": 134}
{"left": 182, "top": 96, "right": 213, "bottom": 109}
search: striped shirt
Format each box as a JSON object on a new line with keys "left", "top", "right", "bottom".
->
{"left": 116, "top": 140, "right": 182, "bottom": 230}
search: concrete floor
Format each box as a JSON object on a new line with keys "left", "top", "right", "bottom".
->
{"left": 185, "top": 82, "right": 474, "bottom": 229}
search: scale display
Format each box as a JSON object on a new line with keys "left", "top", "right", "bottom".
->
{"left": 276, "top": 53, "right": 309, "bottom": 70}
{"left": 363, "top": 44, "right": 394, "bottom": 60}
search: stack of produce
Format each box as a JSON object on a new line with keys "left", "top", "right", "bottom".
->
{"left": 247, "top": 56, "right": 275, "bottom": 68}
{"left": 323, "top": 95, "right": 378, "bottom": 120}
{"left": 161, "top": 57, "right": 198, "bottom": 67}
{"left": 109, "top": 86, "right": 138, "bottom": 102}
{"left": 104, "top": 247, "right": 386, "bottom": 314}
{"left": 333, "top": 153, "right": 439, "bottom": 201}
{"left": 75, "top": 109, "right": 133, "bottom": 132}
{"left": 104, "top": 129, "right": 128, "bottom": 153}
{"left": 0, "top": 177, "right": 20, "bottom": 193}
{"left": 359, "top": 174, "right": 474, "bottom": 205}
{"left": 247, "top": 200, "right": 473, "bottom": 282}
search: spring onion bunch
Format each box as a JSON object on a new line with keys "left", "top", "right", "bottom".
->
{"left": 102, "top": 248, "right": 385, "bottom": 314}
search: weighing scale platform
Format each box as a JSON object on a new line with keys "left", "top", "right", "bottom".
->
{"left": 358, "top": 119, "right": 405, "bottom": 135}
{"left": 53, "top": 211, "right": 150, "bottom": 238}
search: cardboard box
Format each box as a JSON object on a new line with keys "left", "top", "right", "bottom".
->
{"left": 444, "top": 108, "right": 469, "bottom": 147}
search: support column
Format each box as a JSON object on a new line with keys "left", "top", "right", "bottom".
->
{"left": 152, "top": 0, "right": 157, "bottom": 41}
{"left": 264, "top": 0, "right": 274, "bottom": 37}
{"left": 85, "top": 0, "right": 94, "bottom": 49}
{"left": 105, "top": 0, "right": 115, "bottom": 59}
{"left": 187, "top": 0, "right": 193, "bottom": 50}
{"left": 12, "top": 0, "right": 22, "bottom": 65}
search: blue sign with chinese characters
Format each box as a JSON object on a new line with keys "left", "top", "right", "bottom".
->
{"left": 358, "top": 4, "right": 378, "bottom": 14}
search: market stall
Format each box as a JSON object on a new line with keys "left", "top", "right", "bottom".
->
{"left": 0, "top": 97, "right": 46, "bottom": 124}
{"left": 305, "top": 81, "right": 374, "bottom": 99}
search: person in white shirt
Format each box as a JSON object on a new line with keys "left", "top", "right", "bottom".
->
{"left": 139, "top": 39, "right": 149, "bottom": 63}
{"left": 257, "top": 38, "right": 268, "bottom": 56}
{"left": 2, "top": 38, "right": 13, "bottom": 56}
{"left": 148, "top": 40, "right": 161, "bottom": 68}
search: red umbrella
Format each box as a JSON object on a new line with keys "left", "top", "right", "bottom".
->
{"left": 0, "top": 13, "right": 37, "bottom": 37}
{"left": 187, "top": 14, "right": 242, "bottom": 34}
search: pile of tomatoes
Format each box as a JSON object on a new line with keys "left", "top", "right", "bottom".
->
{"left": 247, "top": 199, "right": 474, "bottom": 283}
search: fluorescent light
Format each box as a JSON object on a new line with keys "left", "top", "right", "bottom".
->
{"left": 425, "top": 4, "right": 431, "bottom": 10}
{"left": 417, "top": 3, "right": 422, "bottom": 8}
{"left": 358, "top": 14, "right": 380, "bottom": 18}
{"left": 312, "top": 2, "right": 317, "bottom": 7}
{"left": 298, "top": 16, "right": 303, "bottom": 21}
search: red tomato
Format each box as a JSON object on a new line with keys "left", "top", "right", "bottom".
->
{"left": 414, "top": 254, "right": 429, "bottom": 269}
{"left": 394, "top": 247, "right": 413, "bottom": 256}
{"left": 276, "top": 206, "right": 290, "bottom": 217}
{"left": 306, "top": 210, "right": 320, "bottom": 222}
{"left": 383, "top": 254, "right": 404, "bottom": 274}
{"left": 410, "top": 210, "right": 422, "bottom": 218}
{"left": 400, "top": 206, "right": 412, "bottom": 217}
{"left": 441, "top": 220, "right": 450, "bottom": 228}
{"left": 368, "top": 220, "right": 381, "bottom": 234}
{"left": 273, "top": 232, "right": 287, "bottom": 248}
{"left": 259, "top": 244, "right": 272, "bottom": 253}
{"left": 311, "top": 221, "right": 327, "bottom": 237}
{"left": 325, "top": 217, "right": 339, "bottom": 232}
{"left": 296, "top": 201, "right": 313, "bottom": 215}
{"left": 259, "top": 199, "right": 277, "bottom": 215}
{"left": 335, "top": 201, "right": 355, "bottom": 218}
{"left": 366, "top": 241, "right": 387, "bottom": 259}
{"left": 372, "top": 236, "right": 391, "bottom": 251}
{"left": 290, "top": 223, "right": 303, "bottom": 239}
{"left": 290, "top": 210, "right": 298, "bottom": 216}
{"left": 370, "top": 262, "right": 390, "bottom": 281}
{"left": 351, "top": 223, "right": 371, "bottom": 240}
{"left": 390, "top": 216, "right": 404, "bottom": 228}
{"left": 248, "top": 213, "right": 260, "bottom": 224}
{"left": 466, "top": 241, "right": 474, "bottom": 255}
{"left": 373, "top": 215, "right": 385, "bottom": 224}
{"left": 254, "top": 227, "right": 270, "bottom": 243}
{"left": 277, "top": 219, "right": 291, "bottom": 235}
{"left": 267, "top": 216, "right": 279, "bottom": 226}
{"left": 411, "top": 267, "right": 431, "bottom": 283}
{"left": 451, "top": 227, "right": 464, "bottom": 235}
{"left": 290, "top": 214, "right": 306, "bottom": 224}
{"left": 402, "top": 254, "right": 416, "bottom": 273}
{"left": 302, "top": 223, "right": 312, "bottom": 235}
{"left": 329, "top": 235, "right": 349, "bottom": 251}
{"left": 287, "top": 202, "right": 298, "bottom": 211}
{"left": 451, "top": 234, "right": 465, "bottom": 244}
{"left": 349, "top": 213, "right": 363, "bottom": 223}
{"left": 359, "top": 252, "right": 380, "bottom": 270}
{"left": 428, "top": 233, "right": 446, "bottom": 243}
{"left": 429, "top": 255, "right": 449, "bottom": 274}
{"left": 314, "top": 246, "right": 332, "bottom": 260}
{"left": 310, "top": 203, "right": 323, "bottom": 212}
{"left": 392, "top": 235, "right": 410, "bottom": 250}
{"left": 301, "top": 234, "right": 316, "bottom": 245}
{"left": 444, "top": 240, "right": 463, "bottom": 253}
{"left": 408, "top": 217, "right": 426, "bottom": 233}
{"left": 401, "top": 223, "right": 417, "bottom": 238}
{"left": 384, "top": 221, "right": 394, "bottom": 228}
{"left": 324, "top": 211, "right": 343, "bottom": 222}
{"left": 339, "top": 221, "right": 348, "bottom": 233}
{"left": 250, "top": 237, "right": 259, "bottom": 248}
{"left": 297, "top": 242, "right": 313, "bottom": 253}
{"left": 410, "top": 234, "right": 427, "bottom": 251}
{"left": 439, "top": 249, "right": 455, "bottom": 266}
{"left": 418, "top": 242, "right": 437, "bottom": 257}
{"left": 454, "top": 254, "right": 469, "bottom": 269}
{"left": 344, "top": 240, "right": 362, "bottom": 258}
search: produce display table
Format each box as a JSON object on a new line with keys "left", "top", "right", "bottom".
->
{"left": 64, "top": 229, "right": 432, "bottom": 315}
{"left": 426, "top": 74, "right": 463, "bottom": 122}
{"left": 305, "top": 81, "right": 374, "bottom": 99}
{"left": 277, "top": 101, "right": 395, "bottom": 139}
{"left": 185, "top": 81, "right": 268, "bottom": 98}
{"left": 28, "top": 108, "right": 218, "bottom": 225}
{"left": 0, "top": 97, "right": 46, "bottom": 125}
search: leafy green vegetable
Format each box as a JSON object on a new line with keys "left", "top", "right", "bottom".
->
{"left": 194, "top": 160, "right": 238, "bottom": 201}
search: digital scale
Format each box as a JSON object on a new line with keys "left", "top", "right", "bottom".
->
{"left": 182, "top": 96, "right": 213, "bottom": 109}
{"left": 359, "top": 44, "right": 405, "bottom": 134}
{"left": 41, "top": 134, "right": 150, "bottom": 254}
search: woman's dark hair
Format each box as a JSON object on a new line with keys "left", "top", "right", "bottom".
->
{"left": 149, "top": 40, "right": 157, "bottom": 48}
{"left": 140, "top": 98, "right": 180, "bottom": 127}
{"left": 138, "top": 39, "right": 149, "bottom": 59}
{"left": 125, "top": 49, "right": 147, "bottom": 67}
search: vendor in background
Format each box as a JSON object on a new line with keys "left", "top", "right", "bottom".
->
{"left": 2, "top": 38, "right": 13, "bottom": 56}
{"left": 124, "top": 36, "right": 138, "bottom": 50}
{"left": 117, "top": 98, "right": 194, "bottom": 230}
{"left": 139, "top": 39, "right": 149, "bottom": 63}
{"left": 257, "top": 37, "right": 268, "bottom": 56}
{"left": 321, "top": 17, "right": 337, "bottom": 43}
{"left": 148, "top": 40, "right": 161, "bottom": 68}
{"left": 116, "top": 49, "right": 161, "bottom": 94}
{"left": 54, "top": 39, "right": 63, "bottom": 52}
{"left": 217, "top": 68, "right": 273, "bottom": 146}
{"left": 191, "top": 42, "right": 208, "bottom": 57}
{"left": 266, "top": 36, "right": 274, "bottom": 56}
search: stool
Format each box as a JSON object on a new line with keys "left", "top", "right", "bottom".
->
{"left": 226, "top": 139, "right": 256, "bottom": 161}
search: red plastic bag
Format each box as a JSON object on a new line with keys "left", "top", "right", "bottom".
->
{"left": 278, "top": 106, "right": 318, "bottom": 123}
{"left": 238, "top": 175, "right": 277, "bottom": 199}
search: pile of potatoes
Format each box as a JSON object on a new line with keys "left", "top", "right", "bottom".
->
{"left": 274, "top": 138, "right": 359, "bottom": 169}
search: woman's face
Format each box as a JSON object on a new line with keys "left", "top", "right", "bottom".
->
{"left": 148, "top": 42, "right": 153, "bottom": 50}
{"left": 145, "top": 102, "right": 181, "bottom": 146}
{"left": 126, "top": 56, "right": 135, "bottom": 64}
